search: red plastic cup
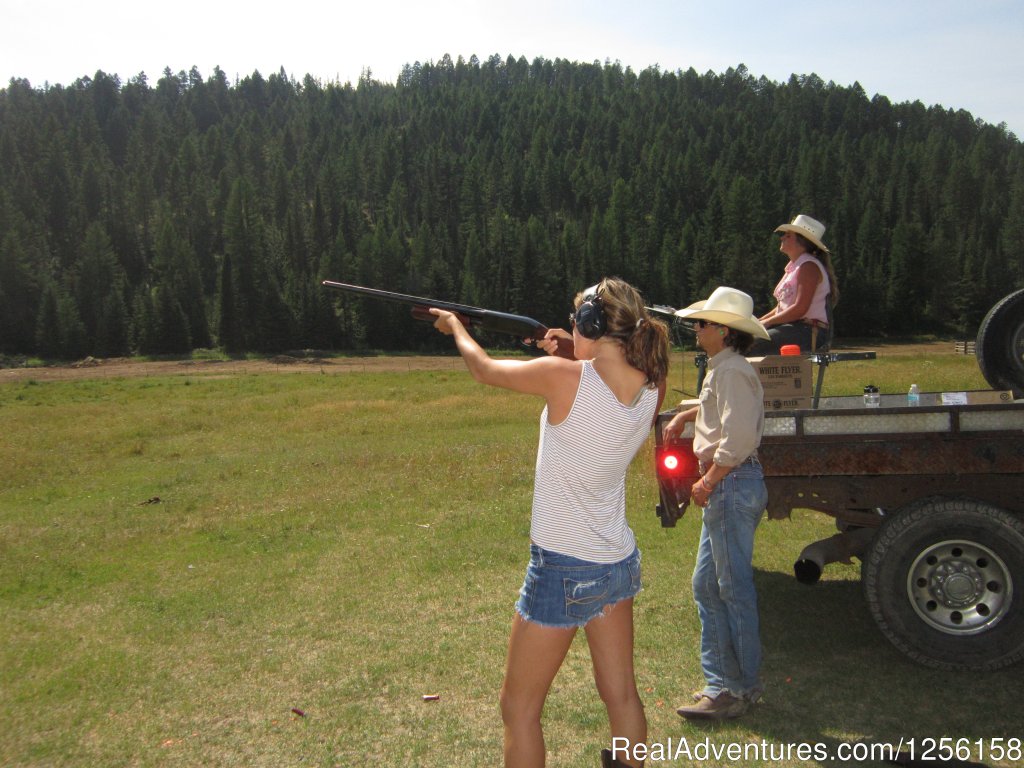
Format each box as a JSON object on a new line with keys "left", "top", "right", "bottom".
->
{"left": 780, "top": 344, "right": 801, "bottom": 356}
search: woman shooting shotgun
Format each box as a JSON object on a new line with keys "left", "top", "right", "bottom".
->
{"left": 430, "top": 277, "right": 669, "bottom": 768}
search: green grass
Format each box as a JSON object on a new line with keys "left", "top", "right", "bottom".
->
{"left": 0, "top": 348, "right": 1018, "bottom": 767}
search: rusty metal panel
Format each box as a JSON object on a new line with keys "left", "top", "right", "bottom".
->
{"left": 761, "top": 432, "right": 1024, "bottom": 477}
{"left": 765, "top": 474, "right": 1023, "bottom": 520}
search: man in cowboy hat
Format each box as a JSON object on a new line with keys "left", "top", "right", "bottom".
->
{"left": 662, "top": 287, "right": 770, "bottom": 720}
{"left": 749, "top": 214, "right": 840, "bottom": 355}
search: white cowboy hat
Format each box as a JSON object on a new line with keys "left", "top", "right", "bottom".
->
{"left": 775, "top": 214, "right": 829, "bottom": 253}
{"left": 674, "top": 286, "right": 770, "bottom": 339}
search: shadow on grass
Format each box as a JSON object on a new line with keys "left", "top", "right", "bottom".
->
{"left": 678, "top": 569, "right": 1012, "bottom": 766}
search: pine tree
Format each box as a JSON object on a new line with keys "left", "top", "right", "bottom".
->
{"left": 34, "top": 283, "right": 62, "bottom": 359}
{"left": 0, "top": 225, "right": 38, "bottom": 353}
{"left": 217, "top": 254, "right": 244, "bottom": 353}
{"left": 74, "top": 223, "right": 127, "bottom": 348}
{"left": 34, "top": 282, "right": 87, "bottom": 360}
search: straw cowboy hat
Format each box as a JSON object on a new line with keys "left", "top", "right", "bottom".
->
{"left": 775, "top": 214, "right": 830, "bottom": 253}
{"left": 674, "top": 286, "right": 770, "bottom": 339}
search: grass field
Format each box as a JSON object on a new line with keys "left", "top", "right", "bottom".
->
{"left": 1, "top": 345, "right": 1020, "bottom": 767}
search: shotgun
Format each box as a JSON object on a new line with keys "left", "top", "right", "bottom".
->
{"left": 321, "top": 281, "right": 575, "bottom": 358}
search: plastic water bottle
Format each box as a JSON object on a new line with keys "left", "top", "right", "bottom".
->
{"left": 908, "top": 383, "right": 920, "bottom": 407}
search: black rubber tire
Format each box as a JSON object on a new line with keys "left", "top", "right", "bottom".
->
{"left": 863, "top": 497, "right": 1024, "bottom": 671}
{"left": 975, "top": 288, "right": 1024, "bottom": 396}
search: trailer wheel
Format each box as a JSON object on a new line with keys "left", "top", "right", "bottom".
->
{"left": 976, "top": 287, "right": 1024, "bottom": 396}
{"left": 863, "top": 497, "right": 1024, "bottom": 670}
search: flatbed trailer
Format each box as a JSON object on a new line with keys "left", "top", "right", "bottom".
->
{"left": 654, "top": 389, "right": 1024, "bottom": 671}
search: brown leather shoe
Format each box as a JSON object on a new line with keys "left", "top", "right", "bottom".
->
{"left": 676, "top": 691, "right": 749, "bottom": 720}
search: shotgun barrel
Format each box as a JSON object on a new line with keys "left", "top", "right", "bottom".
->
{"left": 321, "top": 280, "right": 553, "bottom": 342}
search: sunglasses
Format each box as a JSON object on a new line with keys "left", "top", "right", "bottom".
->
{"left": 695, "top": 320, "right": 720, "bottom": 329}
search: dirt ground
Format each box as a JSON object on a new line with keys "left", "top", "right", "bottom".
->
{"left": 0, "top": 354, "right": 470, "bottom": 382}
{"left": 0, "top": 341, "right": 959, "bottom": 383}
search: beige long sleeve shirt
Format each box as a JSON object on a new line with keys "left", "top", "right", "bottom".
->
{"left": 693, "top": 348, "right": 764, "bottom": 468}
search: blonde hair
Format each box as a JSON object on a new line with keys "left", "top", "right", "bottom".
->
{"left": 574, "top": 277, "right": 670, "bottom": 386}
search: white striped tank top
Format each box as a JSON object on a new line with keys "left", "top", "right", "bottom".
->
{"left": 530, "top": 359, "right": 659, "bottom": 563}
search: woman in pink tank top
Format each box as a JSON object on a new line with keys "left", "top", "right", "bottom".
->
{"left": 749, "top": 214, "right": 840, "bottom": 354}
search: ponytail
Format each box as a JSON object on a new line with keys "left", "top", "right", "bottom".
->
{"left": 625, "top": 316, "right": 671, "bottom": 387}
{"left": 585, "top": 277, "right": 671, "bottom": 387}
{"left": 723, "top": 328, "right": 755, "bottom": 355}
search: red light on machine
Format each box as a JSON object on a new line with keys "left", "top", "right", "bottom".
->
{"left": 656, "top": 445, "right": 697, "bottom": 480}
{"left": 654, "top": 436, "right": 699, "bottom": 527}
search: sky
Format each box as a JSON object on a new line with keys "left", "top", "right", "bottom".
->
{"left": 3, "top": 0, "right": 1023, "bottom": 136}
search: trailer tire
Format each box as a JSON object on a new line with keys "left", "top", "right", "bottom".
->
{"left": 863, "top": 497, "right": 1024, "bottom": 671}
{"left": 976, "top": 287, "right": 1024, "bottom": 396}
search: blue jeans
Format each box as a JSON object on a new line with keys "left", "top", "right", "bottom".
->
{"left": 691, "top": 458, "right": 768, "bottom": 699}
{"left": 516, "top": 545, "right": 642, "bottom": 628}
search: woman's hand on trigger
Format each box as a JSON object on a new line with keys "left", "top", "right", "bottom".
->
{"left": 534, "top": 327, "right": 573, "bottom": 357}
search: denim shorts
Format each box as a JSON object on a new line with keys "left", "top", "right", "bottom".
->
{"left": 515, "top": 545, "right": 642, "bottom": 628}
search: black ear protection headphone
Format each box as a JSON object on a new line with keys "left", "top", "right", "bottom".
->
{"left": 573, "top": 283, "right": 607, "bottom": 340}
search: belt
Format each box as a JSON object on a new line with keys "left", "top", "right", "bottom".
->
{"left": 698, "top": 455, "right": 759, "bottom": 475}
{"left": 801, "top": 319, "right": 828, "bottom": 328}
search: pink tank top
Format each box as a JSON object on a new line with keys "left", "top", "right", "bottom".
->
{"left": 773, "top": 254, "right": 830, "bottom": 325}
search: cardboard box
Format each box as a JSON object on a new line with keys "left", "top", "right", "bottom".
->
{"left": 940, "top": 390, "right": 1015, "bottom": 405}
{"left": 763, "top": 395, "right": 812, "bottom": 412}
{"left": 748, "top": 355, "right": 813, "bottom": 397}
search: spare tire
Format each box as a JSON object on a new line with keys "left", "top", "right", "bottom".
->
{"left": 976, "top": 288, "right": 1024, "bottom": 397}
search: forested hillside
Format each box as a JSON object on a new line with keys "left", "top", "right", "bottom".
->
{"left": 1, "top": 55, "right": 1022, "bottom": 358}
